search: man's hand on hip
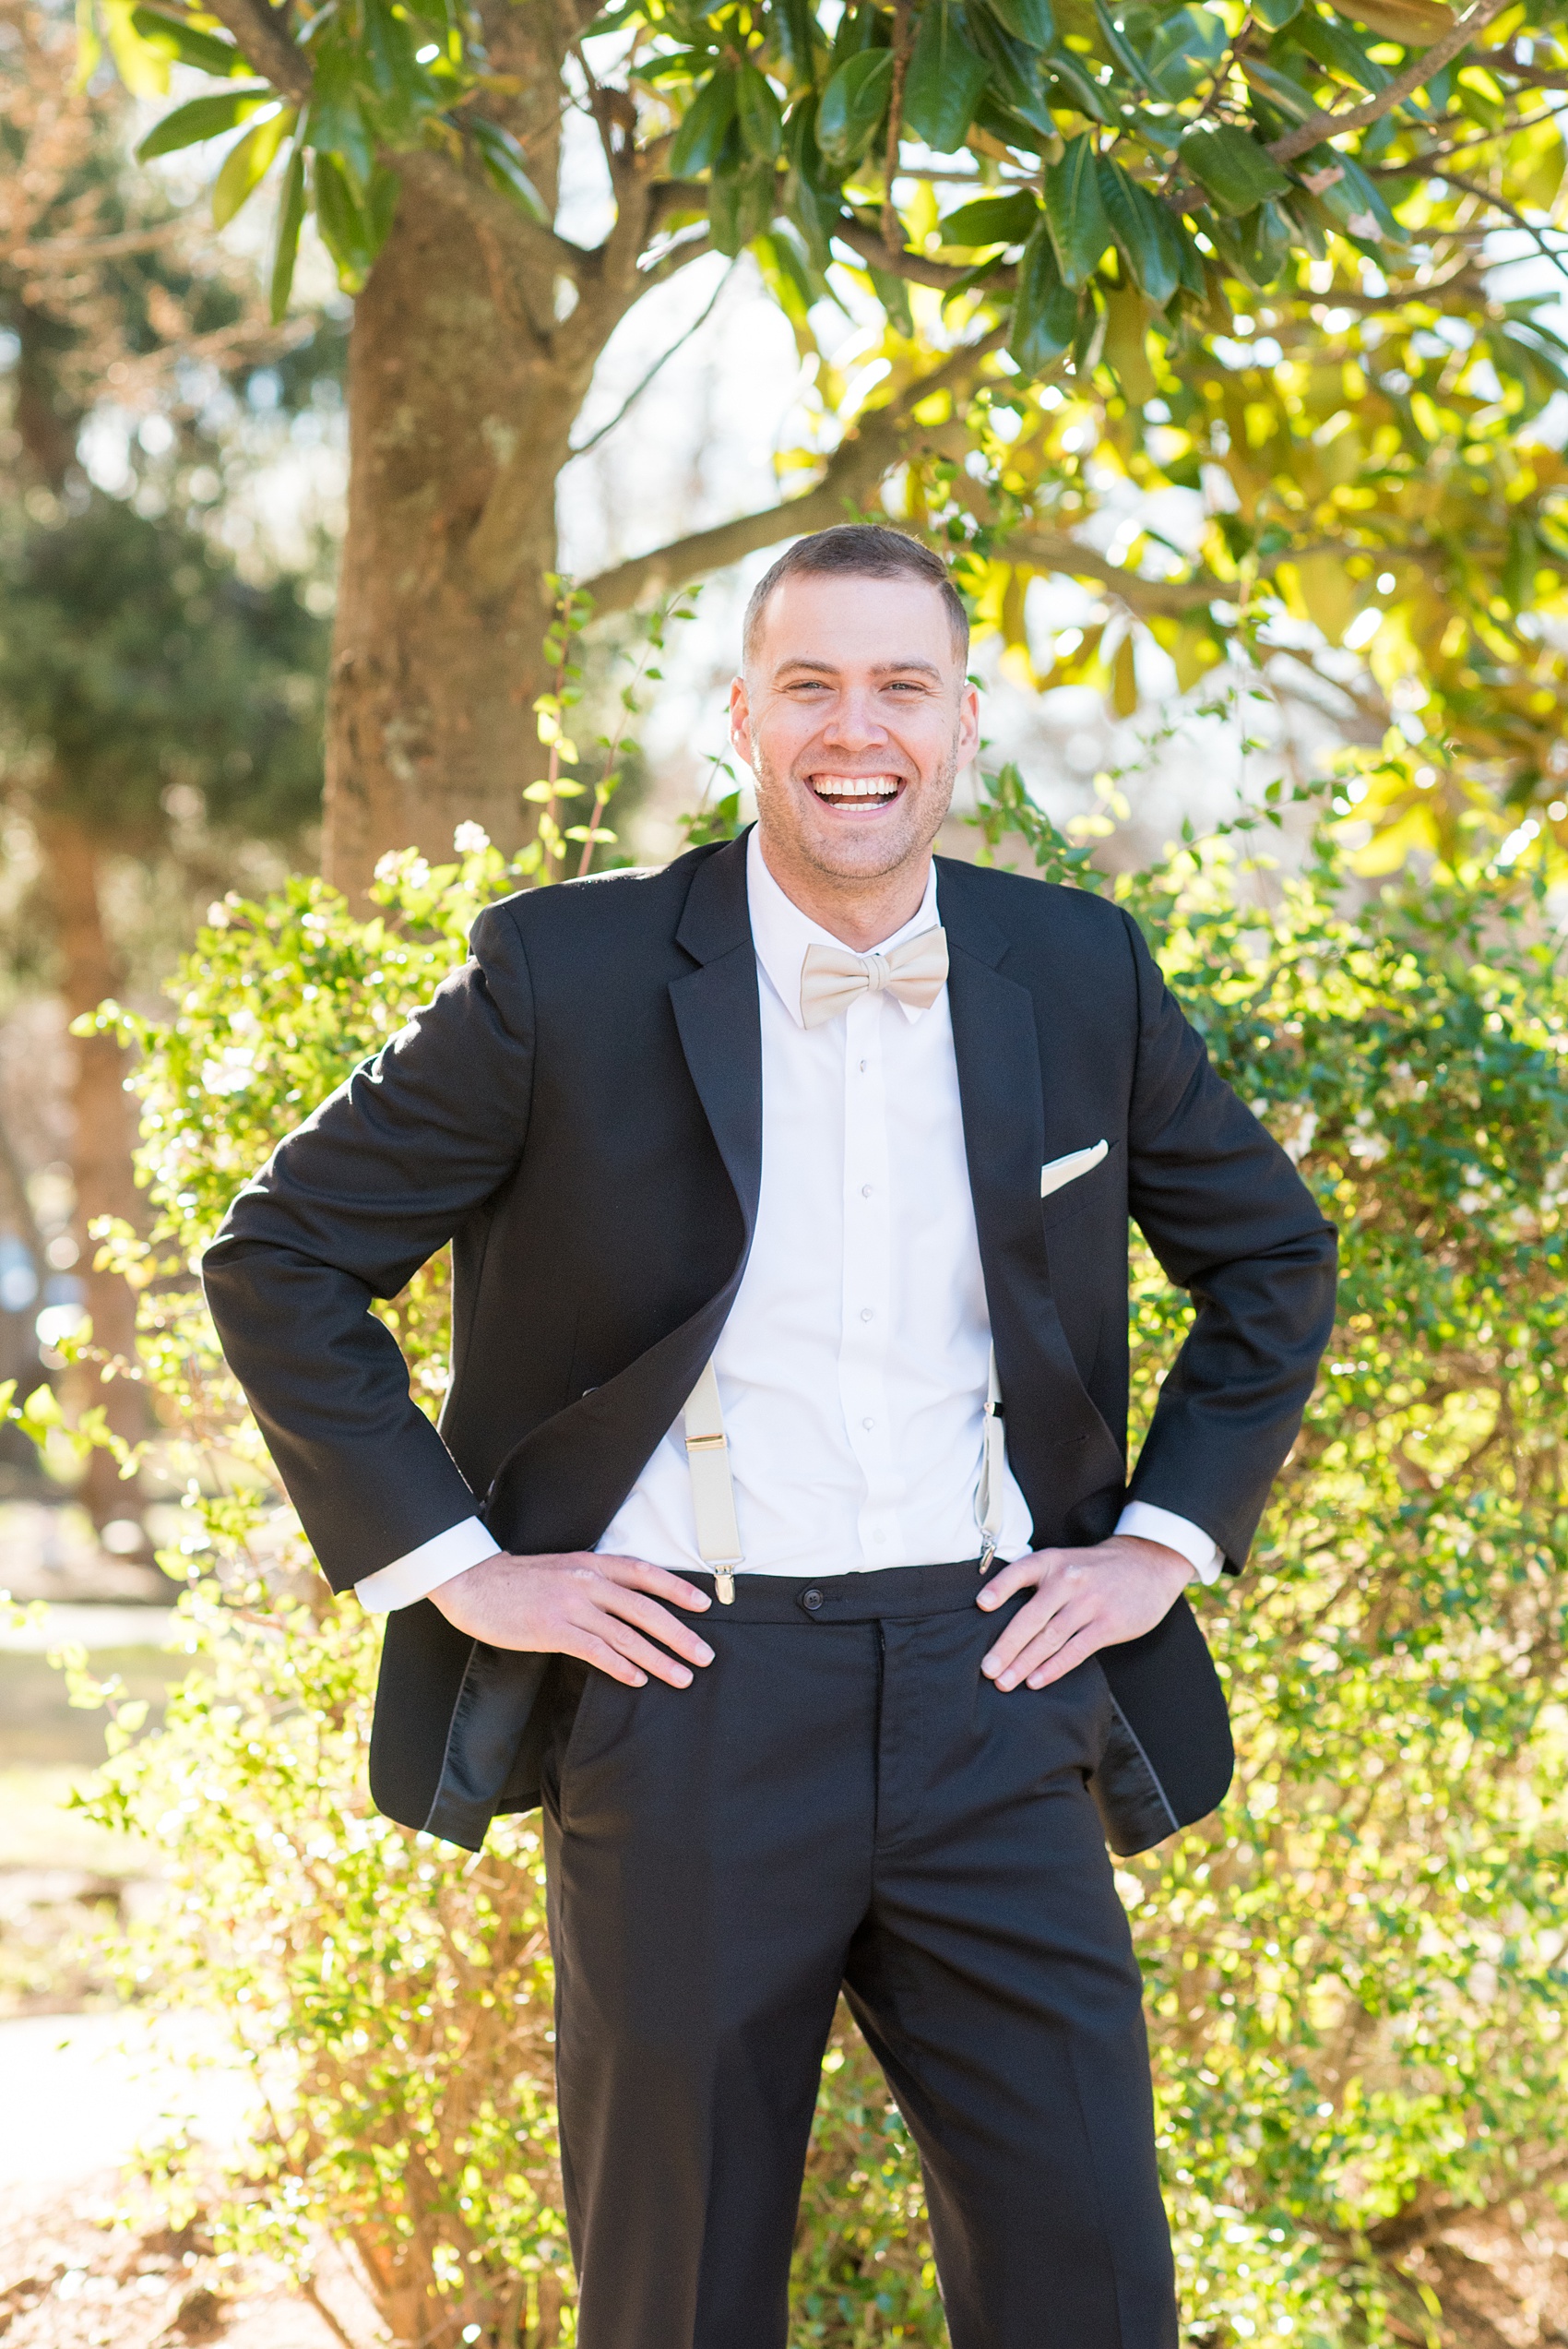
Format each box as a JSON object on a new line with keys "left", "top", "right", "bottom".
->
{"left": 976, "top": 1535, "right": 1191, "bottom": 1690}
{"left": 430, "top": 1551, "right": 714, "bottom": 1688}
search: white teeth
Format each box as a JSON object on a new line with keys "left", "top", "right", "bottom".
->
{"left": 811, "top": 776, "right": 899, "bottom": 799}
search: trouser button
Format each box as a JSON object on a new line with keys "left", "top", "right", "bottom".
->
{"left": 801, "top": 1588, "right": 824, "bottom": 1614}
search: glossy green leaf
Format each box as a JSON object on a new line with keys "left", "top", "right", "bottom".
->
{"left": 1251, "top": 0, "right": 1302, "bottom": 27}
{"left": 135, "top": 83, "right": 272, "bottom": 161}
{"left": 776, "top": 0, "right": 818, "bottom": 78}
{"left": 130, "top": 7, "right": 244, "bottom": 76}
{"left": 1094, "top": 0, "right": 1150, "bottom": 89}
{"left": 964, "top": 7, "right": 1058, "bottom": 136}
{"left": 1179, "top": 121, "right": 1292, "bottom": 216}
{"left": 1241, "top": 54, "right": 1322, "bottom": 122}
{"left": 669, "top": 67, "right": 740, "bottom": 176}
{"left": 940, "top": 188, "right": 1041, "bottom": 247}
{"left": 1283, "top": 10, "right": 1390, "bottom": 93}
{"left": 1312, "top": 149, "right": 1408, "bottom": 244}
{"left": 211, "top": 102, "right": 294, "bottom": 228}
{"left": 816, "top": 48, "right": 894, "bottom": 167}
{"left": 1043, "top": 130, "right": 1113, "bottom": 287}
{"left": 736, "top": 63, "right": 785, "bottom": 161}
{"left": 1142, "top": 5, "right": 1227, "bottom": 100}
{"left": 903, "top": 0, "right": 991, "bottom": 155}
{"left": 1098, "top": 158, "right": 1183, "bottom": 306}
{"left": 1009, "top": 218, "right": 1079, "bottom": 371}
{"left": 309, "top": 42, "right": 377, "bottom": 194}
{"left": 469, "top": 117, "right": 548, "bottom": 220}
{"left": 709, "top": 158, "right": 776, "bottom": 254}
{"left": 981, "top": 0, "right": 1055, "bottom": 49}
{"left": 267, "top": 126, "right": 307, "bottom": 324}
{"left": 1042, "top": 46, "right": 1111, "bottom": 120}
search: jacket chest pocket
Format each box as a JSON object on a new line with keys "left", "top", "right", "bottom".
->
{"left": 1039, "top": 1136, "right": 1123, "bottom": 1234}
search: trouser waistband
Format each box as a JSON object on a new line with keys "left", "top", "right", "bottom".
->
{"left": 681, "top": 1558, "right": 987, "bottom": 1624}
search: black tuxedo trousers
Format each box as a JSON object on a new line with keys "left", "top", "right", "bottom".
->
{"left": 543, "top": 1564, "right": 1178, "bottom": 2349}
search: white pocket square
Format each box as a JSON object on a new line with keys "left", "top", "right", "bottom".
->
{"left": 1040, "top": 1139, "right": 1110, "bottom": 1198}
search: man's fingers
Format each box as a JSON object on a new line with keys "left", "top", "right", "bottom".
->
{"left": 986, "top": 1597, "right": 1097, "bottom": 1688}
{"left": 594, "top": 1553, "right": 712, "bottom": 1610}
{"left": 576, "top": 1634, "right": 647, "bottom": 1688}
{"left": 981, "top": 1583, "right": 1070, "bottom": 1679}
{"left": 1024, "top": 1626, "right": 1102, "bottom": 1688}
{"left": 581, "top": 1619, "right": 696, "bottom": 1688}
{"left": 594, "top": 1584, "right": 715, "bottom": 1667}
{"left": 976, "top": 1550, "right": 1060, "bottom": 1609}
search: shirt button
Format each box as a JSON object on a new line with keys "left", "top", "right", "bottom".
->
{"left": 861, "top": 1184, "right": 873, "bottom": 1198}
{"left": 862, "top": 1415, "right": 876, "bottom": 1430}
{"left": 859, "top": 1059, "right": 868, "bottom": 1073}
{"left": 860, "top": 1306, "right": 873, "bottom": 1322}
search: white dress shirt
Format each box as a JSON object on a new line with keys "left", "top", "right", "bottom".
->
{"left": 357, "top": 832, "right": 1220, "bottom": 1609}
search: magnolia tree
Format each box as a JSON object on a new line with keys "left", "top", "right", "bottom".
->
{"left": 30, "top": 773, "right": 1568, "bottom": 2347}
{"left": 88, "top": 0, "right": 1568, "bottom": 892}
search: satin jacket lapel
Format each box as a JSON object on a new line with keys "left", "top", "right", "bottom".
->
{"left": 670, "top": 830, "right": 764, "bottom": 1249}
{"left": 940, "top": 866, "right": 1125, "bottom": 1520}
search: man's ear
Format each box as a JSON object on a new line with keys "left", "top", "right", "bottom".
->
{"left": 729, "top": 674, "right": 754, "bottom": 769}
{"left": 956, "top": 679, "right": 981, "bottom": 769}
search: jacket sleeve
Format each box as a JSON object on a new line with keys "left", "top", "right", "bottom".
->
{"left": 201, "top": 900, "right": 536, "bottom": 1592}
{"left": 1117, "top": 906, "right": 1337, "bottom": 1572}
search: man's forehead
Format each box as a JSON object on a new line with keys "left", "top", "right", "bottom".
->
{"left": 749, "top": 576, "right": 962, "bottom": 677}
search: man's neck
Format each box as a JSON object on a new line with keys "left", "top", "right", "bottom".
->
{"left": 755, "top": 829, "right": 932, "bottom": 952}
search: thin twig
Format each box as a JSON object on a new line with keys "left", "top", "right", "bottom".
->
{"left": 566, "top": 262, "right": 735, "bottom": 458}
{"left": 884, "top": 0, "right": 915, "bottom": 252}
{"left": 1440, "top": 171, "right": 1568, "bottom": 284}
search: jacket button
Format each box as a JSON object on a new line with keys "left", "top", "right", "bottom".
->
{"left": 802, "top": 1588, "right": 824, "bottom": 1613}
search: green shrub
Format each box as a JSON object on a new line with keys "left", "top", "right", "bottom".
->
{"left": 53, "top": 806, "right": 1568, "bottom": 2348}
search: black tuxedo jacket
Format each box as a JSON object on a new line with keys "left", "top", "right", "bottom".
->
{"left": 203, "top": 833, "right": 1336, "bottom": 1854}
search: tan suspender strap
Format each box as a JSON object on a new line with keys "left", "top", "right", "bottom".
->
{"left": 683, "top": 1347, "right": 1005, "bottom": 1599}
{"left": 976, "top": 1343, "right": 1004, "bottom": 1574}
{"left": 683, "top": 1358, "right": 744, "bottom": 1603}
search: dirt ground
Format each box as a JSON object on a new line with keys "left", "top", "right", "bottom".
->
{"left": 0, "top": 2183, "right": 364, "bottom": 2349}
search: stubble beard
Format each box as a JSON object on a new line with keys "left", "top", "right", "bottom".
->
{"left": 752, "top": 738, "right": 961, "bottom": 888}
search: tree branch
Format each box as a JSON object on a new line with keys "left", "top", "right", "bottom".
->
{"left": 1005, "top": 531, "right": 1239, "bottom": 617}
{"left": 580, "top": 331, "right": 1004, "bottom": 614}
{"left": 1472, "top": 40, "right": 1568, "bottom": 88}
{"left": 199, "top": 0, "right": 312, "bottom": 101}
{"left": 836, "top": 212, "right": 1016, "bottom": 292}
{"left": 1265, "top": 0, "right": 1514, "bottom": 166}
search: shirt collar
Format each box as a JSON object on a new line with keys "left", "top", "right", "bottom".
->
{"left": 745, "top": 824, "right": 942, "bottom": 1031}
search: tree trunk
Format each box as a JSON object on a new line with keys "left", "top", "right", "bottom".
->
{"left": 37, "top": 806, "right": 149, "bottom": 1532}
{"left": 323, "top": 157, "right": 595, "bottom": 904}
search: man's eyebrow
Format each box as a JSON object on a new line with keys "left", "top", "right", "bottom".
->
{"left": 771, "top": 657, "right": 944, "bottom": 680}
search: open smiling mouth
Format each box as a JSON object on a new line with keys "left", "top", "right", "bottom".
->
{"left": 808, "top": 774, "right": 906, "bottom": 809}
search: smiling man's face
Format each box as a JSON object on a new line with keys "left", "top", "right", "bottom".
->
{"left": 730, "top": 569, "right": 979, "bottom": 938}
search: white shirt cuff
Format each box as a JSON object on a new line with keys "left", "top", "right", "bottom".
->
{"left": 1115, "top": 1501, "right": 1224, "bottom": 1585}
{"left": 355, "top": 1516, "right": 503, "bottom": 1613}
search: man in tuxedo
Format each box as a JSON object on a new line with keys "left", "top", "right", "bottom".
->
{"left": 204, "top": 523, "right": 1336, "bottom": 2349}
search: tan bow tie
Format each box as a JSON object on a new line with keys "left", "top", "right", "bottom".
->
{"left": 799, "top": 928, "right": 949, "bottom": 1029}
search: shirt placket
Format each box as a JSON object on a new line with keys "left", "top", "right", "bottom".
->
{"left": 837, "top": 992, "right": 904, "bottom": 1564}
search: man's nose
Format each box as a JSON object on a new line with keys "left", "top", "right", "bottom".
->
{"left": 819, "top": 690, "right": 889, "bottom": 750}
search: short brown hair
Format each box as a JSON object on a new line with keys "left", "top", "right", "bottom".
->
{"left": 742, "top": 524, "right": 969, "bottom": 666}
